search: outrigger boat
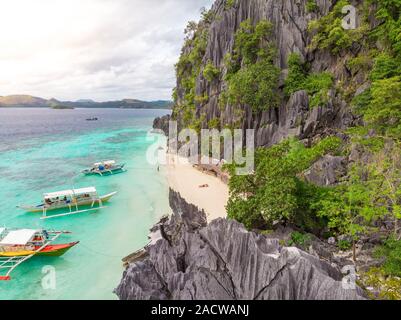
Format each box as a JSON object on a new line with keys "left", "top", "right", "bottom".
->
{"left": 17, "top": 187, "right": 117, "bottom": 220}
{"left": 82, "top": 160, "right": 126, "bottom": 176}
{"left": 0, "top": 228, "right": 78, "bottom": 281}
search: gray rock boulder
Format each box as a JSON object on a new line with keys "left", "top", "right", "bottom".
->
{"left": 153, "top": 115, "right": 171, "bottom": 136}
{"left": 304, "top": 155, "right": 347, "bottom": 186}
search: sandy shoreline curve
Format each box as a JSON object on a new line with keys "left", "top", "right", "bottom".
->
{"left": 162, "top": 153, "right": 229, "bottom": 222}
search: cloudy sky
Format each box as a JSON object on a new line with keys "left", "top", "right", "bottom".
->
{"left": 0, "top": 0, "right": 213, "bottom": 101}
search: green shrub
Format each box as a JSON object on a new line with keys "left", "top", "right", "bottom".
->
{"left": 338, "top": 239, "right": 352, "bottom": 250}
{"left": 231, "top": 20, "right": 274, "bottom": 65}
{"left": 371, "top": 53, "right": 401, "bottom": 80}
{"left": 351, "top": 88, "right": 371, "bottom": 114}
{"left": 203, "top": 60, "right": 220, "bottom": 82}
{"left": 313, "top": 140, "right": 401, "bottom": 240}
{"left": 259, "top": 229, "right": 274, "bottom": 236}
{"left": 224, "top": 20, "right": 280, "bottom": 113}
{"left": 364, "top": 76, "right": 401, "bottom": 137}
{"left": 346, "top": 54, "right": 373, "bottom": 75}
{"left": 349, "top": 1, "right": 401, "bottom": 140}
{"left": 304, "top": 72, "right": 334, "bottom": 108}
{"left": 311, "top": 186, "right": 357, "bottom": 235}
{"left": 201, "top": 8, "right": 215, "bottom": 24}
{"left": 369, "top": 0, "right": 401, "bottom": 57}
{"left": 306, "top": 0, "right": 319, "bottom": 13}
{"left": 194, "top": 93, "right": 209, "bottom": 105}
{"left": 374, "top": 237, "right": 401, "bottom": 277}
{"left": 310, "top": 157, "right": 392, "bottom": 238}
{"left": 208, "top": 118, "right": 220, "bottom": 129}
{"left": 225, "top": 0, "right": 235, "bottom": 9}
{"left": 227, "top": 59, "right": 280, "bottom": 112}
{"left": 284, "top": 53, "right": 307, "bottom": 97}
{"left": 352, "top": 55, "right": 401, "bottom": 138}
{"left": 347, "top": 126, "right": 385, "bottom": 153}
{"left": 288, "top": 231, "right": 312, "bottom": 247}
{"left": 309, "top": 0, "right": 367, "bottom": 54}
{"left": 284, "top": 53, "right": 334, "bottom": 108}
{"left": 362, "top": 267, "right": 401, "bottom": 300}
{"left": 226, "top": 136, "right": 341, "bottom": 229}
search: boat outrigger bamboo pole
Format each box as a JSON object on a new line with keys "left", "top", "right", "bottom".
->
{"left": 40, "top": 206, "right": 106, "bottom": 220}
{"left": 0, "top": 233, "right": 62, "bottom": 280}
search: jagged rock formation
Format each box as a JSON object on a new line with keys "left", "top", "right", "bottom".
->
{"left": 304, "top": 155, "right": 347, "bottom": 186}
{"left": 174, "top": 0, "right": 363, "bottom": 147}
{"left": 153, "top": 115, "right": 171, "bottom": 136}
{"left": 115, "top": 189, "right": 366, "bottom": 300}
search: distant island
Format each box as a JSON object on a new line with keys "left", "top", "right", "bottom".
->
{"left": 51, "top": 105, "right": 75, "bottom": 110}
{"left": 0, "top": 95, "right": 172, "bottom": 110}
{"left": 49, "top": 101, "right": 75, "bottom": 110}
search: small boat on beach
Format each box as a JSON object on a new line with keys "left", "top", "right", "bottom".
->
{"left": 82, "top": 160, "right": 126, "bottom": 176}
{"left": 17, "top": 187, "right": 117, "bottom": 219}
{"left": 86, "top": 117, "right": 98, "bottom": 121}
{"left": 0, "top": 228, "right": 78, "bottom": 281}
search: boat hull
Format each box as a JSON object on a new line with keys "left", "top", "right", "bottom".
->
{"left": 82, "top": 165, "right": 126, "bottom": 176}
{"left": 18, "top": 192, "right": 117, "bottom": 213}
{"left": 0, "top": 242, "right": 79, "bottom": 257}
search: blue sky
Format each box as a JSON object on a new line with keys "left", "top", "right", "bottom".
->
{"left": 0, "top": 0, "right": 214, "bottom": 101}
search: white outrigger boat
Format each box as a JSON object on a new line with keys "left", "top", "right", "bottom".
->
{"left": 0, "top": 228, "right": 78, "bottom": 280}
{"left": 17, "top": 187, "right": 117, "bottom": 220}
{"left": 82, "top": 160, "right": 126, "bottom": 176}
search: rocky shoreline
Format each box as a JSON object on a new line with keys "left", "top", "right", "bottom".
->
{"left": 115, "top": 189, "right": 366, "bottom": 300}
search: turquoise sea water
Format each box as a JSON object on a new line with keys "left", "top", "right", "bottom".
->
{"left": 0, "top": 108, "right": 170, "bottom": 300}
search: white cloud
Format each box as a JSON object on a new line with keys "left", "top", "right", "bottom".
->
{"left": 0, "top": 0, "right": 214, "bottom": 101}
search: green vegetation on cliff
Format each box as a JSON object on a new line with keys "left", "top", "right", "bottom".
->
{"left": 226, "top": 137, "right": 341, "bottom": 230}
{"left": 306, "top": 0, "right": 319, "bottom": 13}
{"left": 284, "top": 53, "right": 334, "bottom": 108}
{"left": 309, "top": 0, "right": 368, "bottom": 53}
{"left": 174, "top": 19, "right": 210, "bottom": 128}
{"left": 224, "top": 20, "right": 280, "bottom": 113}
{"left": 203, "top": 60, "right": 220, "bottom": 82}
{"left": 284, "top": 53, "right": 308, "bottom": 96}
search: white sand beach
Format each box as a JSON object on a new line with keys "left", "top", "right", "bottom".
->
{"left": 163, "top": 154, "right": 229, "bottom": 222}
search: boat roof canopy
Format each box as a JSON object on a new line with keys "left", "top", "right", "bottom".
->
{"left": 0, "top": 229, "right": 38, "bottom": 245}
{"left": 44, "top": 187, "right": 97, "bottom": 199}
{"left": 94, "top": 160, "right": 116, "bottom": 166}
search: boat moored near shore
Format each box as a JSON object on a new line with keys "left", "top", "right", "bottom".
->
{"left": 0, "top": 228, "right": 78, "bottom": 281}
{"left": 17, "top": 187, "right": 117, "bottom": 219}
{"left": 82, "top": 160, "right": 126, "bottom": 176}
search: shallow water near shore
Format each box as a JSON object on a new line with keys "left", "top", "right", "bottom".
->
{"left": 0, "top": 108, "right": 170, "bottom": 300}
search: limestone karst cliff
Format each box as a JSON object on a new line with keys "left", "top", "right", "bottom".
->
{"left": 171, "top": 0, "right": 368, "bottom": 147}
